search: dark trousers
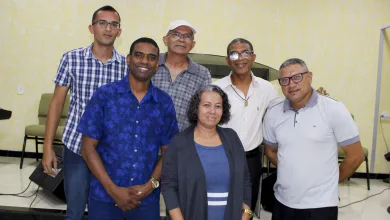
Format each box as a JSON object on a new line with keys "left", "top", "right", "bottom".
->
{"left": 89, "top": 199, "right": 160, "bottom": 220}
{"left": 246, "top": 147, "right": 262, "bottom": 212}
{"left": 272, "top": 199, "right": 338, "bottom": 220}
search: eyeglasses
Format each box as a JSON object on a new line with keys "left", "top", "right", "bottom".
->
{"left": 278, "top": 71, "right": 309, "bottom": 86}
{"left": 92, "top": 20, "right": 120, "bottom": 29}
{"left": 167, "top": 31, "right": 194, "bottom": 41}
{"left": 229, "top": 50, "right": 254, "bottom": 61}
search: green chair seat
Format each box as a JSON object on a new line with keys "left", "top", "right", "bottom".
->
{"left": 20, "top": 93, "right": 69, "bottom": 169}
{"left": 25, "top": 125, "right": 64, "bottom": 140}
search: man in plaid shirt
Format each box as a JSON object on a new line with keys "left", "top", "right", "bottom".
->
{"left": 42, "top": 5, "right": 127, "bottom": 220}
{"left": 152, "top": 20, "right": 211, "bottom": 131}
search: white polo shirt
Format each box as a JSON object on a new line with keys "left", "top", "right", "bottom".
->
{"left": 263, "top": 91, "right": 360, "bottom": 209}
{"left": 213, "top": 72, "right": 280, "bottom": 152}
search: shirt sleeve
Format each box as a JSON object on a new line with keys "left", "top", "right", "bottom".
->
{"left": 203, "top": 68, "right": 212, "bottom": 86}
{"left": 330, "top": 102, "right": 360, "bottom": 147}
{"left": 53, "top": 53, "right": 72, "bottom": 87}
{"left": 262, "top": 111, "right": 278, "bottom": 147}
{"left": 160, "top": 99, "right": 179, "bottom": 146}
{"left": 76, "top": 90, "right": 105, "bottom": 141}
{"left": 161, "top": 136, "right": 180, "bottom": 210}
{"left": 267, "top": 84, "right": 283, "bottom": 109}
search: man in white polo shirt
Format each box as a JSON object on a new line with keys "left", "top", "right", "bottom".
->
{"left": 213, "top": 38, "right": 280, "bottom": 215}
{"left": 263, "top": 58, "right": 365, "bottom": 220}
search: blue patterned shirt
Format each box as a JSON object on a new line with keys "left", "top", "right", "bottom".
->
{"left": 77, "top": 75, "right": 179, "bottom": 205}
{"left": 54, "top": 44, "right": 128, "bottom": 155}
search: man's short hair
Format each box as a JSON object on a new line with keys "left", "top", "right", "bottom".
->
{"left": 279, "top": 58, "right": 308, "bottom": 71}
{"left": 92, "top": 5, "right": 121, "bottom": 23}
{"left": 129, "top": 37, "right": 160, "bottom": 56}
{"left": 226, "top": 38, "right": 254, "bottom": 56}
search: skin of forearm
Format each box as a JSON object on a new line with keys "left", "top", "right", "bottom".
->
{"left": 44, "top": 100, "right": 64, "bottom": 145}
{"left": 81, "top": 143, "right": 116, "bottom": 194}
{"left": 169, "top": 208, "right": 184, "bottom": 220}
{"left": 150, "top": 153, "right": 164, "bottom": 180}
{"left": 339, "top": 156, "right": 364, "bottom": 182}
{"left": 267, "top": 151, "right": 278, "bottom": 167}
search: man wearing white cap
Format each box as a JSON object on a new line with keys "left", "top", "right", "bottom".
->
{"left": 152, "top": 20, "right": 212, "bottom": 131}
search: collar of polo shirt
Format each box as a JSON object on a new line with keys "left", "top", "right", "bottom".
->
{"left": 283, "top": 88, "right": 318, "bottom": 112}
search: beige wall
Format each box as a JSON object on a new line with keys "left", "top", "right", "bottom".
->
{"left": 0, "top": 0, "right": 389, "bottom": 173}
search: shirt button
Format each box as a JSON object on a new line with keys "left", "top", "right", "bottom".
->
{"left": 133, "top": 164, "right": 136, "bottom": 167}
{"left": 134, "top": 149, "right": 137, "bottom": 152}
{"left": 137, "top": 106, "right": 139, "bottom": 109}
{"left": 131, "top": 178, "right": 134, "bottom": 181}
{"left": 136, "top": 121, "right": 139, "bottom": 124}
{"left": 135, "top": 135, "right": 138, "bottom": 138}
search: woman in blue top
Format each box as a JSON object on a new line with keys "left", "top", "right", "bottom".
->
{"left": 161, "top": 85, "right": 252, "bottom": 220}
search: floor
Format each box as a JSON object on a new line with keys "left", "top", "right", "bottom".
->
{"left": 0, "top": 157, "right": 389, "bottom": 220}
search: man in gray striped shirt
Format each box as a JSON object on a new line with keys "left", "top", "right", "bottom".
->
{"left": 152, "top": 20, "right": 211, "bottom": 131}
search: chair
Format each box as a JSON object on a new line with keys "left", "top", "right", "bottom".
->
{"left": 338, "top": 147, "right": 370, "bottom": 190}
{"left": 19, "top": 93, "right": 70, "bottom": 169}
{"left": 255, "top": 145, "right": 265, "bottom": 218}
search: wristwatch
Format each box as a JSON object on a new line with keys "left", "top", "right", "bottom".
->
{"left": 150, "top": 177, "right": 159, "bottom": 189}
{"left": 242, "top": 208, "right": 254, "bottom": 217}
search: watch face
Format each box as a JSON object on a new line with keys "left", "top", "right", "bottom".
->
{"left": 151, "top": 179, "right": 159, "bottom": 189}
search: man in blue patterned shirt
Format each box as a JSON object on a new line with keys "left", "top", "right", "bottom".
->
{"left": 42, "top": 6, "right": 127, "bottom": 220}
{"left": 152, "top": 20, "right": 212, "bottom": 131}
{"left": 77, "top": 37, "right": 179, "bottom": 219}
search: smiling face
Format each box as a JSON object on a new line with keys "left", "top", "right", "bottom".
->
{"left": 197, "top": 91, "right": 223, "bottom": 129}
{"left": 163, "top": 26, "right": 195, "bottom": 55}
{"left": 88, "top": 10, "right": 122, "bottom": 47}
{"left": 279, "top": 64, "right": 313, "bottom": 107}
{"left": 126, "top": 42, "right": 159, "bottom": 82}
{"left": 226, "top": 42, "right": 256, "bottom": 76}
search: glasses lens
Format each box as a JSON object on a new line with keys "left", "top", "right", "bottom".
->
{"left": 242, "top": 51, "right": 252, "bottom": 58}
{"left": 169, "top": 32, "right": 180, "bottom": 39}
{"left": 229, "top": 52, "right": 239, "bottom": 60}
{"left": 97, "top": 20, "right": 108, "bottom": 27}
{"left": 292, "top": 74, "right": 303, "bottom": 82}
{"left": 183, "top": 34, "right": 194, "bottom": 40}
{"left": 279, "top": 78, "right": 289, "bottom": 86}
{"left": 110, "top": 22, "right": 120, "bottom": 29}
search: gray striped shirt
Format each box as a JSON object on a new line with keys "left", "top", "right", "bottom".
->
{"left": 152, "top": 53, "right": 211, "bottom": 131}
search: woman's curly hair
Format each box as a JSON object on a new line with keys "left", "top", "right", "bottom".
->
{"left": 187, "top": 84, "right": 231, "bottom": 126}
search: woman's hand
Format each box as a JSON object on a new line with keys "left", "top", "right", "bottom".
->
{"left": 169, "top": 208, "right": 184, "bottom": 220}
{"left": 242, "top": 203, "right": 252, "bottom": 220}
{"left": 242, "top": 213, "right": 251, "bottom": 220}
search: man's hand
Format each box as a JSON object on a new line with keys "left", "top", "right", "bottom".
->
{"left": 128, "top": 182, "right": 153, "bottom": 201}
{"left": 316, "top": 87, "right": 329, "bottom": 96}
{"left": 109, "top": 186, "right": 141, "bottom": 211}
{"left": 42, "top": 146, "right": 57, "bottom": 176}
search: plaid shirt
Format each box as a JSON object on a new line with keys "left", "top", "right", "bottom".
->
{"left": 54, "top": 44, "right": 128, "bottom": 155}
{"left": 152, "top": 53, "right": 211, "bottom": 131}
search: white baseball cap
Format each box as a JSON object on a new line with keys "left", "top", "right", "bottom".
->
{"left": 166, "top": 20, "right": 196, "bottom": 35}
